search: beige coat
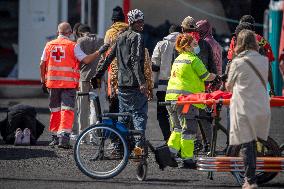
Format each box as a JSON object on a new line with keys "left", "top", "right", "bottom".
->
{"left": 227, "top": 50, "right": 271, "bottom": 145}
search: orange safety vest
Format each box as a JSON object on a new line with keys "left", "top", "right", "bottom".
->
{"left": 44, "top": 38, "right": 80, "bottom": 88}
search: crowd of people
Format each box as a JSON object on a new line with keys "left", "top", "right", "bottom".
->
{"left": 35, "top": 6, "right": 278, "bottom": 189}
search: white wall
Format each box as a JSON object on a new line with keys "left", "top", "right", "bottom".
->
{"left": 18, "top": 0, "right": 59, "bottom": 80}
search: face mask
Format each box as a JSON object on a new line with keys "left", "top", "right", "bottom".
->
{"left": 193, "top": 45, "right": 200, "bottom": 54}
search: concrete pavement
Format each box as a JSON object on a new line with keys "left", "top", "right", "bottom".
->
{"left": 0, "top": 96, "right": 283, "bottom": 189}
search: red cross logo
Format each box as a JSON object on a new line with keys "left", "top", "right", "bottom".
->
{"left": 51, "top": 46, "right": 65, "bottom": 62}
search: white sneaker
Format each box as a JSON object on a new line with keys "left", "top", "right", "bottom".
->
{"left": 14, "top": 128, "right": 23, "bottom": 146}
{"left": 70, "top": 133, "right": 77, "bottom": 141}
{"left": 22, "top": 128, "right": 31, "bottom": 145}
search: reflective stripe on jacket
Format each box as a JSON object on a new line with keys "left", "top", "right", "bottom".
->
{"left": 165, "top": 52, "right": 209, "bottom": 109}
{"left": 45, "top": 38, "right": 80, "bottom": 88}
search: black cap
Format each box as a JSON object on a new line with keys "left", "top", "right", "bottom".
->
{"left": 112, "top": 6, "right": 125, "bottom": 22}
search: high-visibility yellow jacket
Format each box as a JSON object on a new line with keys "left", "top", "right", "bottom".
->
{"left": 165, "top": 51, "right": 209, "bottom": 108}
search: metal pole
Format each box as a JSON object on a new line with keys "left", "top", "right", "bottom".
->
{"left": 87, "top": 0, "right": 92, "bottom": 26}
{"left": 81, "top": 0, "right": 85, "bottom": 24}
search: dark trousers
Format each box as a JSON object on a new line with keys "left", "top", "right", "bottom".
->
{"left": 109, "top": 95, "right": 119, "bottom": 121}
{"left": 241, "top": 140, "right": 257, "bottom": 184}
{"left": 156, "top": 91, "right": 171, "bottom": 141}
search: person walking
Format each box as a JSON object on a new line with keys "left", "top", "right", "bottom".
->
{"left": 151, "top": 24, "right": 182, "bottom": 142}
{"left": 95, "top": 9, "right": 147, "bottom": 154}
{"left": 40, "top": 22, "right": 107, "bottom": 148}
{"left": 166, "top": 33, "right": 217, "bottom": 167}
{"left": 76, "top": 24, "right": 104, "bottom": 136}
{"left": 226, "top": 29, "right": 271, "bottom": 189}
{"left": 104, "top": 6, "right": 128, "bottom": 115}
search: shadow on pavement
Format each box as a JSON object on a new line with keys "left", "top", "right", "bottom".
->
{"left": 0, "top": 147, "right": 57, "bottom": 160}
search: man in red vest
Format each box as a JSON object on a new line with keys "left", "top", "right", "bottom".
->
{"left": 40, "top": 22, "right": 108, "bottom": 149}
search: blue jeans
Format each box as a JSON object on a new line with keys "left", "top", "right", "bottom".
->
{"left": 118, "top": 87, "right": 148, "bottom": 147}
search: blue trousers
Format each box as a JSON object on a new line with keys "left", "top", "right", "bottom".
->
{"left": 118, "top": 87, "right": 148, "bottom": 147}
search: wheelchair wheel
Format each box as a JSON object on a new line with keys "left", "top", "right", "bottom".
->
{"left": 227, "top": 137, "right": 281, "bottom": 185}
{"left": 74, "top": 124, "right": 129, "bottom": 179}
{"left": 136, "top": 161, "right": 148, "bottom": 181}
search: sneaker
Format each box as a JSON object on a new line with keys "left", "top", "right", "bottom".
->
{"left": 14, "top": 128, "right": 23, "bottom": 146}
{"left": 58, "top": 133, "right": 72, "bottom": 149}
{"left": 49, "top": 135, "right": 59, "bottom": 147}
{"left": 70, "top": 133, "right": 77, "bottom": 141}
{"left": 22, "top": 128, "right": 31, "bottom": 145}
{"left": 132, "top": 146, "right": 144, "bottom": 162}
{"left": 133, "top": 146, "right": 143, "bottom": 156}
{"left": 242, "top": 178, "right": 258, "bottom": 189}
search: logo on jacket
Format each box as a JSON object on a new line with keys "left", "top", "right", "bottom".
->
{"left": 51, "top": 46, "right": 65, "bottom": 62}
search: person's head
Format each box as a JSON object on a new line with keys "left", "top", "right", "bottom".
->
{"left": 77, "top": 24, "right": 91, "bottom": 37}
{"left": 112, "top": 6, "right": 125, "bottom": 23}
{"left": 235, "top": 22, "right": 254, "bottom": 37}
{"left": 175, "top": 33, "right": 199, "bottom": 54}
{"left": 168, "top": 24, "right": 182, "bottom": 34}
{"left": 57, "top": 22, "right": 72, "bottom": 37}
{"left": 127, "top": 9, "right": 144, "bottom": 32}
{"left": 196, "top": 19, "right": 212, "bottom": 39}
{"left": 73, "top": 22, "right": 82, "bottom": 40}
{"left": 240, "top": 15, "right": 255, "bottom": 25}
{"left": 181, "top": 16, "right": 197, "bottom": 33}
{"left": 235, "top": 29, "right": 258, "bottom": 55}
{"left": 239, "top": 15, "right": 255, "bottom": 31}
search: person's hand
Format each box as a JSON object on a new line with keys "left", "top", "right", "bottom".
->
{"left": 140, "top": 83, "right": 147, "bottom": 96}
{"left": 90, "top": 76, "right": 101, "bottom": 89}
{"left": 41, "top": 83, "right": 49, "bottom": 94}
{"left": 98, "top": 43, "right": 110, "bottom": 55}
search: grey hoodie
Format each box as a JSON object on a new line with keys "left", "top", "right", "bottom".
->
{"left": 152, "top": 32, "right": 180, "bottom": 91}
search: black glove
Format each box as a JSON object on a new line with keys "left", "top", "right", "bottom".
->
{"left": 90, "top": 76, "right": 101, "bottom": 89}
{"left": 41, "top": 83, "right": 49, "bottom": 94}
{"left": 98, "top": 43, "right": 110, "bottom": 55}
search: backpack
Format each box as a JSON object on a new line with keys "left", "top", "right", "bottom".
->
{"left": 0, "top": 104, "right": 45, "bottom": 144}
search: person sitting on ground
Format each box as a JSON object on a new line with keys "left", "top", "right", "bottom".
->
{"left": 0, "top": 104, "right": 45, "bottom": 145}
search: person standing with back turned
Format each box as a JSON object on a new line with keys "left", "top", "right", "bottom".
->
{"left": 226, "top": 30, "right": 270, "bottom": 189}
{"left": 95, "top": 9, "right": 147, "bottom": 155}
{"left": 40, "top": 22, "right": 108, "bottom": 149}
{"left": 151, "top": 24, "right": 182, "bottom": 142}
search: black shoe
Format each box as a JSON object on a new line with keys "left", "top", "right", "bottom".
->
{"left": 179, "top": 159, "right": 197, "bottom": 169}
{"left": 49, "top": 135, "right": 59, "bottom": 147}
{"left": 58, "top": 133, "right": 72, "bottom": 149}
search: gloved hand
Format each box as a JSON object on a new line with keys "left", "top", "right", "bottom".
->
{"left": 41, "top": 83, "right": 49, "bottom": 94}
{"left": 98, "top": 43, "right": 110, "bottom": 55}
{"left": 90, "top": 76, "right": 101, "bottom": 89}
